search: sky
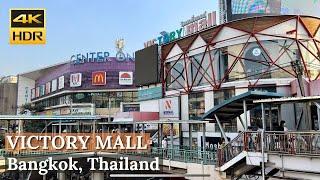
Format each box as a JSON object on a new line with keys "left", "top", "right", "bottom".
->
{"left": 0, "top": 0, "right": 219, "bottom": 76}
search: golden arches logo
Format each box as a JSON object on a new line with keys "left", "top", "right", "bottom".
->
{"left": 92, "top": 71, "right": 106, "bottom": 85}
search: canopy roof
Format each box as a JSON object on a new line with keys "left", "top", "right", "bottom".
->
{"left": 0, "top": 115, "right": 100, "bottom": 120}
{"left": 202, "top": 91, "right": 283, "bottom": 123}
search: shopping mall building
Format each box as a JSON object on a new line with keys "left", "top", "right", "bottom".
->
{"left": 16, "top": 55, "right": 137, "bottom": 120}
{"left": 136, "top": 14, "right": 320, "bottom": 148}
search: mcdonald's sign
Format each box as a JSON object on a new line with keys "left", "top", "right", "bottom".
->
{"left": 92, "top": 71, "right": 106, "bottom": 85}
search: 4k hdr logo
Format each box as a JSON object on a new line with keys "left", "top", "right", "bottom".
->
{"left": 92, "top": 71, "right": 106, "bottom": 85}
{"left": 10, "top": 9, "right": 46, "bottom": 45}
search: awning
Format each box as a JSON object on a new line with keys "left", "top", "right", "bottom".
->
{"left": 0, "top": 115, "right": 100, "bottom": 120}
{"left": 202, "top": 91, "right": 283, "bottom": 123}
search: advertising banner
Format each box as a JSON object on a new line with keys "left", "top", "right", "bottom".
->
{"left": 159, "top": 97, "right": 179, "bottom": 118}
{"left": 51, "top": 79, "right": 57, "bottom": 92}
{"left": 119, "top": 71, "right": 133, "bottom": 85}
{"left": 92, "top": 71, "right": 106, "bottom": 85}
{"left": 58, "top": 76, "right": 64, "bottom": 89}
{"left": 45, "top": 82, "right": 51, "bottom": 94}
{"left": 70, "top": 73, "right": 82, "bottom": 87}
{"left": 36, "top": 87, "right": 40, "bottom": 98}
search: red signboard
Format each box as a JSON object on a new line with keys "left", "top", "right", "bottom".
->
{"left": 92, "top": 71, "right": 106, "bottom": 85}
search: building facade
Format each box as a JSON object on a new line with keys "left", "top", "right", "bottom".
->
{"left": 159, "top": 15, "right": 320, "bottom": 147}
{"left": 18, "top": 57, "right": 137, "bottom": 119}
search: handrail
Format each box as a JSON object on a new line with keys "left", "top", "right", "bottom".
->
{"left": 217, "top": 131, "right": 320, "bottom": 167}
{"left": 0, "top": 147, "right": 216, "bottom": 165}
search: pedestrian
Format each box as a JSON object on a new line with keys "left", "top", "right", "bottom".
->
{"left": 162, "top": 136, "right": 168, "bottom": 158}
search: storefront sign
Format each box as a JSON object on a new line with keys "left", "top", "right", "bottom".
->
{"left": 144, "top": 29, "right": 183, "bottom": 48}
{"left": 181, "top": 11, "right": 216, "bottom": 36}
{"left": 71, "top": 40, "right": 134, "bottom": 64}
{"left": 58, "top": 76, "right": 64, "bottom": 90}
{"left": 72, "top": 107, "right": 93, "bottom": 115}
{"left": 144, "top": 10, "right": 216, "bottom": 47}
{"left": 45, "top": 82, "right": 51, "bottom": 94}
{"left": 138, "top": 86, "right": 162, "bottom": 101}
{"left": 119, "top": 71, "right": 133, "bottom": 85}
{"left": 70, "top": 73, "right": 82, "bottom": 87}
{"left": 51, "top": 79, "right": 57, "bottom": 92}
{"left": 92, "top": 71, "right": 106, "bottom": 85}
{"left": 159, "top": 97, "right": 179, "bottom": 118}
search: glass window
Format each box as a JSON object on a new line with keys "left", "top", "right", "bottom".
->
{"left": 188, "top": 92, "right": 205, "bottom": 120}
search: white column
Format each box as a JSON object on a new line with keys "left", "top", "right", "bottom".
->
{"left": 91, "top": 171, "right": 104, "bottom": 180}
{"left": 57, "top": 171, "right": 66, "bottom": 180}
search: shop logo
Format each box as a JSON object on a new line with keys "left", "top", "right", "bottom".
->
{"left": 10, "top": 8, "right": 46, "bottom": 44}
{"left": 70, "top": 73, "right": 82, "bottom": 87}
{"left": 119, "top": 71, "right": 133, "bottom": 85}
{"left": 164, "top": 100, "right": 172, "bottom": 110}
{"left": 92, "top": 71, "right": 106, "bottom": 85}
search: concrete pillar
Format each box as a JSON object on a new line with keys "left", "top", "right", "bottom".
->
{"left": 243, "top": 100, "right": 248, "bottom": 131}
{"left": 189, "top": 123, "right": 192, "bottom": 149}
{"left": 170, "top": 123, "right": 174, "bottom": 149}
{"left": 57, "top": 171, "right": 66, "bottom": 180}
{"left": 202, "top": 123, "right": 206, "bottom": 151}
{"left": 159, "top": 124, "right": 163, "bottom": 147}
{"left": 91, "top": 171, "right": 104, "bottom": 180}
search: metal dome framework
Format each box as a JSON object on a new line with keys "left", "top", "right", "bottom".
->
{"left": 161, "top": 15, "right": 320, "bottom": 94}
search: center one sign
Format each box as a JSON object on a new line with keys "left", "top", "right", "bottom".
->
{"left": 159, "top": 97, "right": 179, "bottom": 118}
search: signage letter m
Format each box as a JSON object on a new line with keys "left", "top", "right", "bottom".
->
{"left": 92, "top": 71, "right": 106, "bottom": 85}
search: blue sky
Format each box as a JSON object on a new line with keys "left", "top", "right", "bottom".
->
{"left": 0, "top": 0, "right": 218, "bottom": 76}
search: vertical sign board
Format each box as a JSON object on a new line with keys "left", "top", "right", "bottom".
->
{"left": 70, "top": 73, "right": 82, "bottom": 87}
{"left": 159, "top": 97, "right": 179, "bottom": 118}
{"left": 45, "top": 82, "right": 51, "bottom": 94}
{"left": 10, "top": 9, "right": 46, "bottom": 44}
{"left": 58, "top": 76, "right": 64, "bottom": 90}
{"left": 51, "top": 79, "right": 57, "bottom": 92}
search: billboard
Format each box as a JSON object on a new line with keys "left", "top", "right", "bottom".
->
{"left": 281, "top": 0, "right": 320, "bottom": 17}
{"left": 226, "top": 0, "right": 281, "bottom": 21}
{"left": 119, "top": 71, "right": 133, "bottom": 85}
{"left": 70, "top": 73, "right": 82, "bottom": 87}
{"left": 138, "top": 86, "right": 162, "bottom": 101}
{"left": 159, "top": 97, "right": 179, "bottom": 118}
{"left": 135, "top": 45, "right": 159, "bottom": 86}
{"left": 92, "top": 71, "right": 106, "bottom": 85}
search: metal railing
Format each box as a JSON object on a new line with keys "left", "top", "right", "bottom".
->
{"left": 217, "top": 131, "right": 320, "bottom": 167}
{"left": 0, "top": 147, "right": 216, "bottom": 165}
{"left": 122, "top": 147, "right": 216, "bottom": 165}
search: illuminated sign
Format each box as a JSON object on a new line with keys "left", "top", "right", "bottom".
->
{"left": 92, "top": 71, "right": 106, "bottom": 85}
{"left": 144, "top": 11, "right": 216, "bottom": 47}
{"left": 70, "top": 73, "right": 82, "bottom": 87}
{"left": 144, "top": 29, "right": 183, "bottom": 48}
{"left": 181, "top": 11, "right": 216, "bottom": 36}
{"left": 119, "top": 71, "right": 133, "bottom": 85}
{"left": 10, "top": 9, "right": 46, "bottom": 45}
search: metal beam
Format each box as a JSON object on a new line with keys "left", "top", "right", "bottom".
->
{"left": 214, "top": 114, "right": 228, "bottom": 143}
